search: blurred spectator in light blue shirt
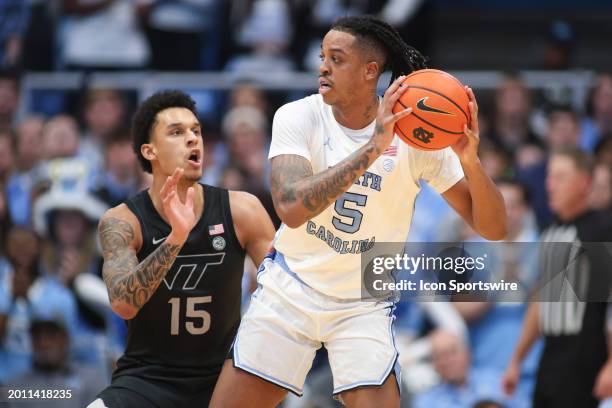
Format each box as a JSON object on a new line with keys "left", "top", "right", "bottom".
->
{"left": 0, "top": 226, "right": 79, "bottom": 383}
{"left": 413, "top": 331, "right": 530, "bottom": 408}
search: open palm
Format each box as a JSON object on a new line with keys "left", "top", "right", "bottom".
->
{"left": 160, "top": 168, "right": 197, "bottom": 241}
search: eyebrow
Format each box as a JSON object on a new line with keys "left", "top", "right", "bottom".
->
{"left": 166, "top": 121, "right": 201, "bottom": 129}
{"left": 320, "top": 45, "right": 348, "bottom": 54}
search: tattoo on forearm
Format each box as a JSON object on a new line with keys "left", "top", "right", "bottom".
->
{"left": 99, "top": 217, "right": 181, "bottom": 311}
{"left": 270, "top": 130, "right": 384, "bottom": 217}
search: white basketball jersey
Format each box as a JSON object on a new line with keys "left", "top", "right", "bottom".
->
{"left": 269, "top": 94, "right": 464, "bottom": 299}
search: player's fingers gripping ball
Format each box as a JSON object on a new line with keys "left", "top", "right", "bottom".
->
{"left": 393, "top": 69, "right": 470, "bottom": 150}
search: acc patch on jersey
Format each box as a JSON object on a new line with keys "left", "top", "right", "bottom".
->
{"left": 212, "top": 236, "right": 226, "bottom": 251}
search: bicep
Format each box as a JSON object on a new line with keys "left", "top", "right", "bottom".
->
{"left": 269, "top": 154, "right": 313, "bottom": 205}
{"left": 98, "top": 215, "right": 140, "bottom": 290}
{"left": 441, "top": 178, "right": 474, "bottom": 227}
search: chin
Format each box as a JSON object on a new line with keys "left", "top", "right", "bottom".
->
{"left": 320, "top": 92, "right": 335, "bottom": 106}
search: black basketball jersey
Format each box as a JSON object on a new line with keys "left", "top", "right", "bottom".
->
{"left": 111, "top": 184, "right": 245, "bottom": 406}
{"left": 535, "top": 210, "right": 612, "bottom": 407}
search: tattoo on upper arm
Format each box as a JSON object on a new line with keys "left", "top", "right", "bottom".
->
{"left": 270, "top": 155, "right": 312, "bottom": 204}
{"left": 99, "top": 217, "right": 181, "bottom": 310}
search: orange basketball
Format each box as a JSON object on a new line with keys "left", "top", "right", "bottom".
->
{"left": 392, "top": 69, "right": 469, "bottom": 150}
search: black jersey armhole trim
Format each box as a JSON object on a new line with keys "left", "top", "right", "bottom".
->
{"left": 125, "top": 193, "right": 151, "bottom": 259}
{"left": 218, "top": 187, "right": 246, "bottom": 257}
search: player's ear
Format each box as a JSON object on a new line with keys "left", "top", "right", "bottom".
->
{"left": 141, "top": 143, "right": 156, "bottom": 161}
{"left": 365, "top": 61, "right": 380, "bottom": 81}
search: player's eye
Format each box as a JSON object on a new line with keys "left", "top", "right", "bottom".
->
{"left": 319, "top": 53, "right": 324, "bottom": 61}
{"left": 172, "top": 129, "right": 182, "bottom": 136}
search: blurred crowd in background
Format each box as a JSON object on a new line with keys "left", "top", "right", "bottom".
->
{"left": 0, "top": 1, "right": 611, "bottom": 407}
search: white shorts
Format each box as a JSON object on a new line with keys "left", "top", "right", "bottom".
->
{"left": 233, "top": 252, "right": 400, "bottom": 396}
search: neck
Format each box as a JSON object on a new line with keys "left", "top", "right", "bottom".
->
{"left": 331, "top": 94, "right": 379, "bottom": 129}
{"left": 149, "top": 172, "right": 203, "bottom": 221}
{"left": 557, "top": 201, "right": 589, "bottom": 222}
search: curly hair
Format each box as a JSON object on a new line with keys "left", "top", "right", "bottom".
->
{"left": 131, "top": 90, "right": 197, "bottom": 173}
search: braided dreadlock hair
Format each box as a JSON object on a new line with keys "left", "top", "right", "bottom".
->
{"left": 330, "top": 15, "right": 428, "bottom": 85}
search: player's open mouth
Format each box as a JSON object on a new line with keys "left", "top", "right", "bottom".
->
{"left": 319, "top": 78, "right": 332, "bottom": 94}
{"left": 187, "top": 150, "right": 201, "bottom": 168}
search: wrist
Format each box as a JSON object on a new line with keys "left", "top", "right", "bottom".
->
{"left": 166, "top": 231, "right": 187, "bottom": 246}
{"left": 459, "top": 155, "right": 482, "bottom": 171}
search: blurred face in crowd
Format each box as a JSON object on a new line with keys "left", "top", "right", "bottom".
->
{"left": 16, "top": 117, "right": 44, "bottom": 171}
{"left": 84, "top": 90, "right": 125, "bottom": 139}
{"left": 593, "top": 75, "right": 612, "bottom": 123}
{"left": 227, "top": 121, "right": 265, "bottom": 159}
{"left": 319, "top": 30, "right": 381, "bottom": 108}
{"left": 43, "top": 115, "right": 80, "bottom": 159}
{"left": 500, "top": 183, "right": 528, "bottom": 239}
{"left": 431, "top": 331, "right": 469, "bottom": 386}
{"left": 7, "top": 227, "right": 40, "bottom": 269}
{"left": 0, "top": 78, "right": 19, "bottom": 122}
{"left": 53, "top": 210, "right": 89, "bottom": 247}
{"left": 495, "top": 78, "right": 531, "bottom": 121}
{"left": 31, "top": 323, "right": 69, "bottom": 371}
{"left": 479, "top": 142, "right": 509, "bottom": 179}
{"left": 144, "top": 107, "right": 203, "bottom": 182}
{"left": 588, "top": 163, "right": 611, "bottom": 210}
{"left": 546, "top": 154, "right": 592, "bottom": 220}
{"left": 546, "top": 111, "right": 580, "bottom": 150}
{"left": 0, "top": 131, "right": 14, "bottom": 178}
{"left": 230, "top": 84, "right": 267, "bottom": 113}
{"left": 106, "top": 138, "right": 139, "bottom": 183}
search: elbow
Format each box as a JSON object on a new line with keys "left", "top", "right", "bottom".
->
{"left": 275, "top": 203, "right": 307, "bottom": 229}
{"left": 110, "top": 301, "right": 138, "bottom": 320}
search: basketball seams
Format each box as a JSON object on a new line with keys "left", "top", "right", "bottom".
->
{"left": 406, "top": 69, "right": 466, "bottom": 91}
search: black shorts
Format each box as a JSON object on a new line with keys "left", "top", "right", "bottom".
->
{"left": 96, "top": 383, "right": 214, "bottom": 408}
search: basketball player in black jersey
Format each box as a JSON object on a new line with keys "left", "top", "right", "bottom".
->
{"left": 87, "top": 90, "right": 275, "bottom": 408}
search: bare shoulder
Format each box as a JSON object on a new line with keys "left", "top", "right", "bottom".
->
{"left": 98, "top": 203, "right": 143, "bottom": 253}
{"left": 228, "top": 191, "right": 274, "bottom": 249}
{"left": 228, "top": 190, "right": 265, "bottom": 223}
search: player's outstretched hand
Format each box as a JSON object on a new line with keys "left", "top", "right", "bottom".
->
{"left": 451, "top": 86, "right": 480, "bottom": 164}
{"left": 160, "top": 168, "right": 196, "bottom": 245}
{"left": 373, "top": 75, "right": 412, "bottom": 150}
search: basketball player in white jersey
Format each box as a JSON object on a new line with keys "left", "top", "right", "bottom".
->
{"left": 210, "top": 15, "right": 507, "bottom": 407}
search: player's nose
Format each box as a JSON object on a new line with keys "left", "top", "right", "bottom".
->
{"left": 319, "top": 60, "right": 330, "bottom": 76}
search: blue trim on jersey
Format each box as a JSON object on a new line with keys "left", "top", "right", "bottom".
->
{"left": 233, "top": 332, "right": 303, "bottom": 397}
{"left": 332, "top": 302, "right": 400, "bottom": 395}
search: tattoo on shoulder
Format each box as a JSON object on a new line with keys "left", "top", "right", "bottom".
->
{"left": 99, "top": 217, "right": 135, "bottom": 251}
{"left": 99, "top": 216, "right": 181, "bottom": 310}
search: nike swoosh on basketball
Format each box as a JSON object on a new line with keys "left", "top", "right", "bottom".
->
{"left": 152, "top": 236, "right": 167, "bottom": 245}
{"left": 416, "top": 97, "right": 453, "bottom": 115}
